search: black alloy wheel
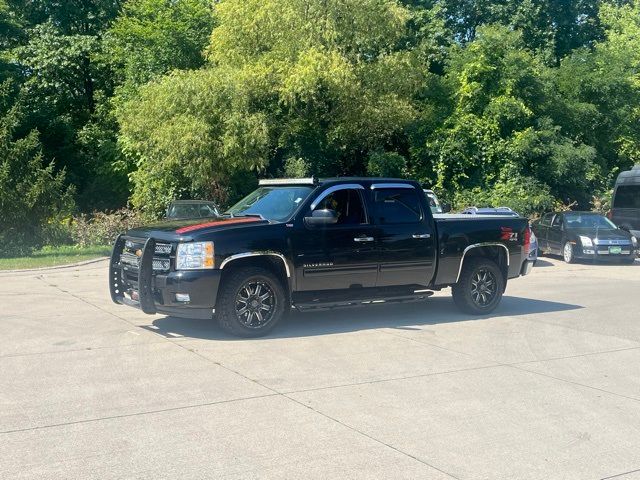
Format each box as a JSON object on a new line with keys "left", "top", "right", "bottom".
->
{"left": 235, "top": 280, "right": 277, "bottom": 328}
{"left": 470, "top": 268, "right": 498, "bottom": 307}
{"left": 452, "top": 257, "right": 504, "bottom": 315}
{"left": 217, "top": 266, "right": 287, "bottom": 337}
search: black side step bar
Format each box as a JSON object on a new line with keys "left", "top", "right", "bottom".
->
{"left": 293, "top": 291, "right": 434, "bottom": 312}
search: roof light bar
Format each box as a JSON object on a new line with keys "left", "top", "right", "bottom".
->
{"left": 258, "top": 177, "right": 316, "bottom": 186}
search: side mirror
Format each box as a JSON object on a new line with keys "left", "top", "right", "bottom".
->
{"left": 304, "top": 209, "right": 339, "bottom": 227}
{"left": 441, "top": 203, "right": 451, "bottom": 213}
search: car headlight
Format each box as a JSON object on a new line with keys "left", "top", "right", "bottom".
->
{"left": 632, "top": 236, "right": 638, "bottom": 247}
{"left": 176, "top": 242, "right": 214, "bottom": 270}
{"left": 579, "top": 236, "right": 593, "bottom": 247}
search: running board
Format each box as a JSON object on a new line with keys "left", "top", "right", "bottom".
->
{"left": 293, "top": 291, "right": 434, "bottom": 312}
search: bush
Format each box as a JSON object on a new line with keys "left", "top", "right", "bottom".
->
{"left": 71, "top": 208, "right": 148, "bottom": 247}
{"left": 0, "top": 108, "right": 75, "bottom": 257}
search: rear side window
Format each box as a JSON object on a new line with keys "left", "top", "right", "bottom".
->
{"left": 614, "top": 185, "right": 640, "bottom": 209}
{"left": 372, "top": 188, "right": 422, "bottom": 224}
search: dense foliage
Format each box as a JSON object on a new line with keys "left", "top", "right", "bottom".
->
{"left": 1, "top": 0, "right": 640, "bottom": 252}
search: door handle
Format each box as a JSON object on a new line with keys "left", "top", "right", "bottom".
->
{"left": 354, "top": 236, "right": 374, "bottom": 242}
{"left": 412, "top": 233, "right": 431, "bottom": 239}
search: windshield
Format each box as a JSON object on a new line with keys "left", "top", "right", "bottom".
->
{"left": 226, "top": 186, "right": 314, "bottom": 221}
{"left": 565, "top": 213, "right": 617, "bottom": 229}
{"left": 167, "top": 203, "right": 218, "bottom": 219}
{"left": 425, "top": 193, "right": 443, "bottom": 214}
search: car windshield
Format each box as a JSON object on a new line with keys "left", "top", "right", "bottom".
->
{"left": 226, "top": 186, "right": 314, "bottom": 221}
{"left": 426, "top": 193, "right": 443, "bottom": 214}
{"left": 167, "top": 203, "right": 218, "bottom": 218}
{"left": 565, "top": 213, "right": 617, "bottom": 229}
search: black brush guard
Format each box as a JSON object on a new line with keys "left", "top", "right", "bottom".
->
{"left": 109, "top": 234, "right": 157, "bottom": 314}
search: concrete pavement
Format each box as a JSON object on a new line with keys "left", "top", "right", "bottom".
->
{"left": 1, "top": 257, "right": 639, "bottom": 479}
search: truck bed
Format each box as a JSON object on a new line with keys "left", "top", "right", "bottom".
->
{"left": 432, "top": 214, "right": 529, "bottom": 286}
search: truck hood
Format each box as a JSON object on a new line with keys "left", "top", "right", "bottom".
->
{"left": 125, "top": 216, "right": 270, "bottom": 241}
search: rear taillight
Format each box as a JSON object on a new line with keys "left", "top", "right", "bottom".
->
{"left": 524, "top": 226, "right": 531, "bottom": 251}
{"left": 607, "top": 210, "right": 613, "bottom": 219}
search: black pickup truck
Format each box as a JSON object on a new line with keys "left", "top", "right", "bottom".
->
{"left": 110, "top": 178, "right": 534, "bottom": 337}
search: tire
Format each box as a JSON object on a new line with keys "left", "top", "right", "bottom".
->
{"left": 216, "top": 267, "right": 287, "bottom": 337}
{"left": 452, "top": 258, "right": 504, "bottom": 315}
{"left": 563, "top": 242, "right": 575, "bottom": 264}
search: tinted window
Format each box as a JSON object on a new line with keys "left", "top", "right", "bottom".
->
{"left": 552, "top": 215, "right": 562, "bottom": 227}
{"left": 539, "top": 213, "right": 554, "bottom": 227}
{"left": 314, "top": 189, "right": 366, "bottom": 225}
{"left": 614, "top": 185, "right": 640, "bottom": 209}
{"left": 373, "top": 188, "right": 422, "bottom": 224}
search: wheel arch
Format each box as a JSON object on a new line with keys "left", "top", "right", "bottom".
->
{"left": 219, "top": 252, "right": 292, "bottom": 295}
{"left": 456, "top": 243, "right": 509, "bottom": 287}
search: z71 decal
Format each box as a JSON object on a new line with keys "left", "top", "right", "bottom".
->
{"left": 500, "top": 227, "right": 518, "bottom": 241}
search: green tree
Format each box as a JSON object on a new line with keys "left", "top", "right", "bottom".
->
{"left": 119, "top": 0, "right": 425, "bottom": 215}
{"left": 0, "top": 97, "right": 74, "bottom": 256}
{"left": 105, "top": 0, "right": 214, "bottom": 93}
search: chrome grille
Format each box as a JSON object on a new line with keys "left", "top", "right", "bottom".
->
{"left": 594, "top": 239, "right": 632, "bottom": 246}
{"left": 119, "top": 237, "right": 172, "bottom": 272}
{"left": 154, "top": 243, "right": 172, "bottom": 255}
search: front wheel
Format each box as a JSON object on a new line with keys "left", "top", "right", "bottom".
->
{"left": 452, "top": 258, "right": 504, "bottom": 315}
{"left": 563, "top": 242, "right": 575, "bottom": 264}
{"left": 216, "top": 267, "right": 287, "bottom": 337}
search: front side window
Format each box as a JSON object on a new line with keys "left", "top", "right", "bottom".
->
{"left": 312, "top": 189, "right": 366, "bottom": 225}
{"left": 372, "top": 188, "right": 422, "bottom": 224}
{"left": 226, "top": 186, "right": 313, "bottom": 221}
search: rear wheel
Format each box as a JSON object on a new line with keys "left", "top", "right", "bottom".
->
{"left": 452, "top": 258, "right": 504, "bottom": 315}
{"left": 216, "top": 267, "right": 287, "bottom": 337}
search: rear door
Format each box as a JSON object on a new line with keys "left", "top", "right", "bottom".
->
{"left": 371, "top": 184, "right": 436, "bottom": 287}
{"left": 535, "top": 213, "right": 553, "bottom": 251}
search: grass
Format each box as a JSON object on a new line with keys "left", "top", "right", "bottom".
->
{"left": 0, "top": 245, "right": 111, "bottom": 270}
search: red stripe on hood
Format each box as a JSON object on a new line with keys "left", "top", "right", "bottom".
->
{"left": 175, "top": 217, "right": 260, "bottom": 234}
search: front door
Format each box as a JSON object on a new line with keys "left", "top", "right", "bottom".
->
{"left": 370, "top": 185, "right": 436, "bottom": 287}
{"left": 293, "top": 185, "right": 378, "bottom": 291}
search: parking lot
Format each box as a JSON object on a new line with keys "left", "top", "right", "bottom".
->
{"left": 2, "top": 257, "right": 640, "bottom": 479}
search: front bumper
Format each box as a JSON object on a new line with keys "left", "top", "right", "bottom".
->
{"left": 573, "top": 244, "right": 638, "bottom": 261}
{"left": 110, "top": 235, "right": 221, "bottom": 319}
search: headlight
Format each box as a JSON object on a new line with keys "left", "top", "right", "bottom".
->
{"left": 579, "top": 236, "right": 593, "bottom": 247}
{"left": 176, "top": 242, "right": 214, "bottom": 270}
{"left": 632, "top": 236, "right": 638, "bottom": 247}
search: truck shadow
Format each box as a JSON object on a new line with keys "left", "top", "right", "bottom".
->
{"left": 150, "top": 295, "right": 583, "bottom": 341}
